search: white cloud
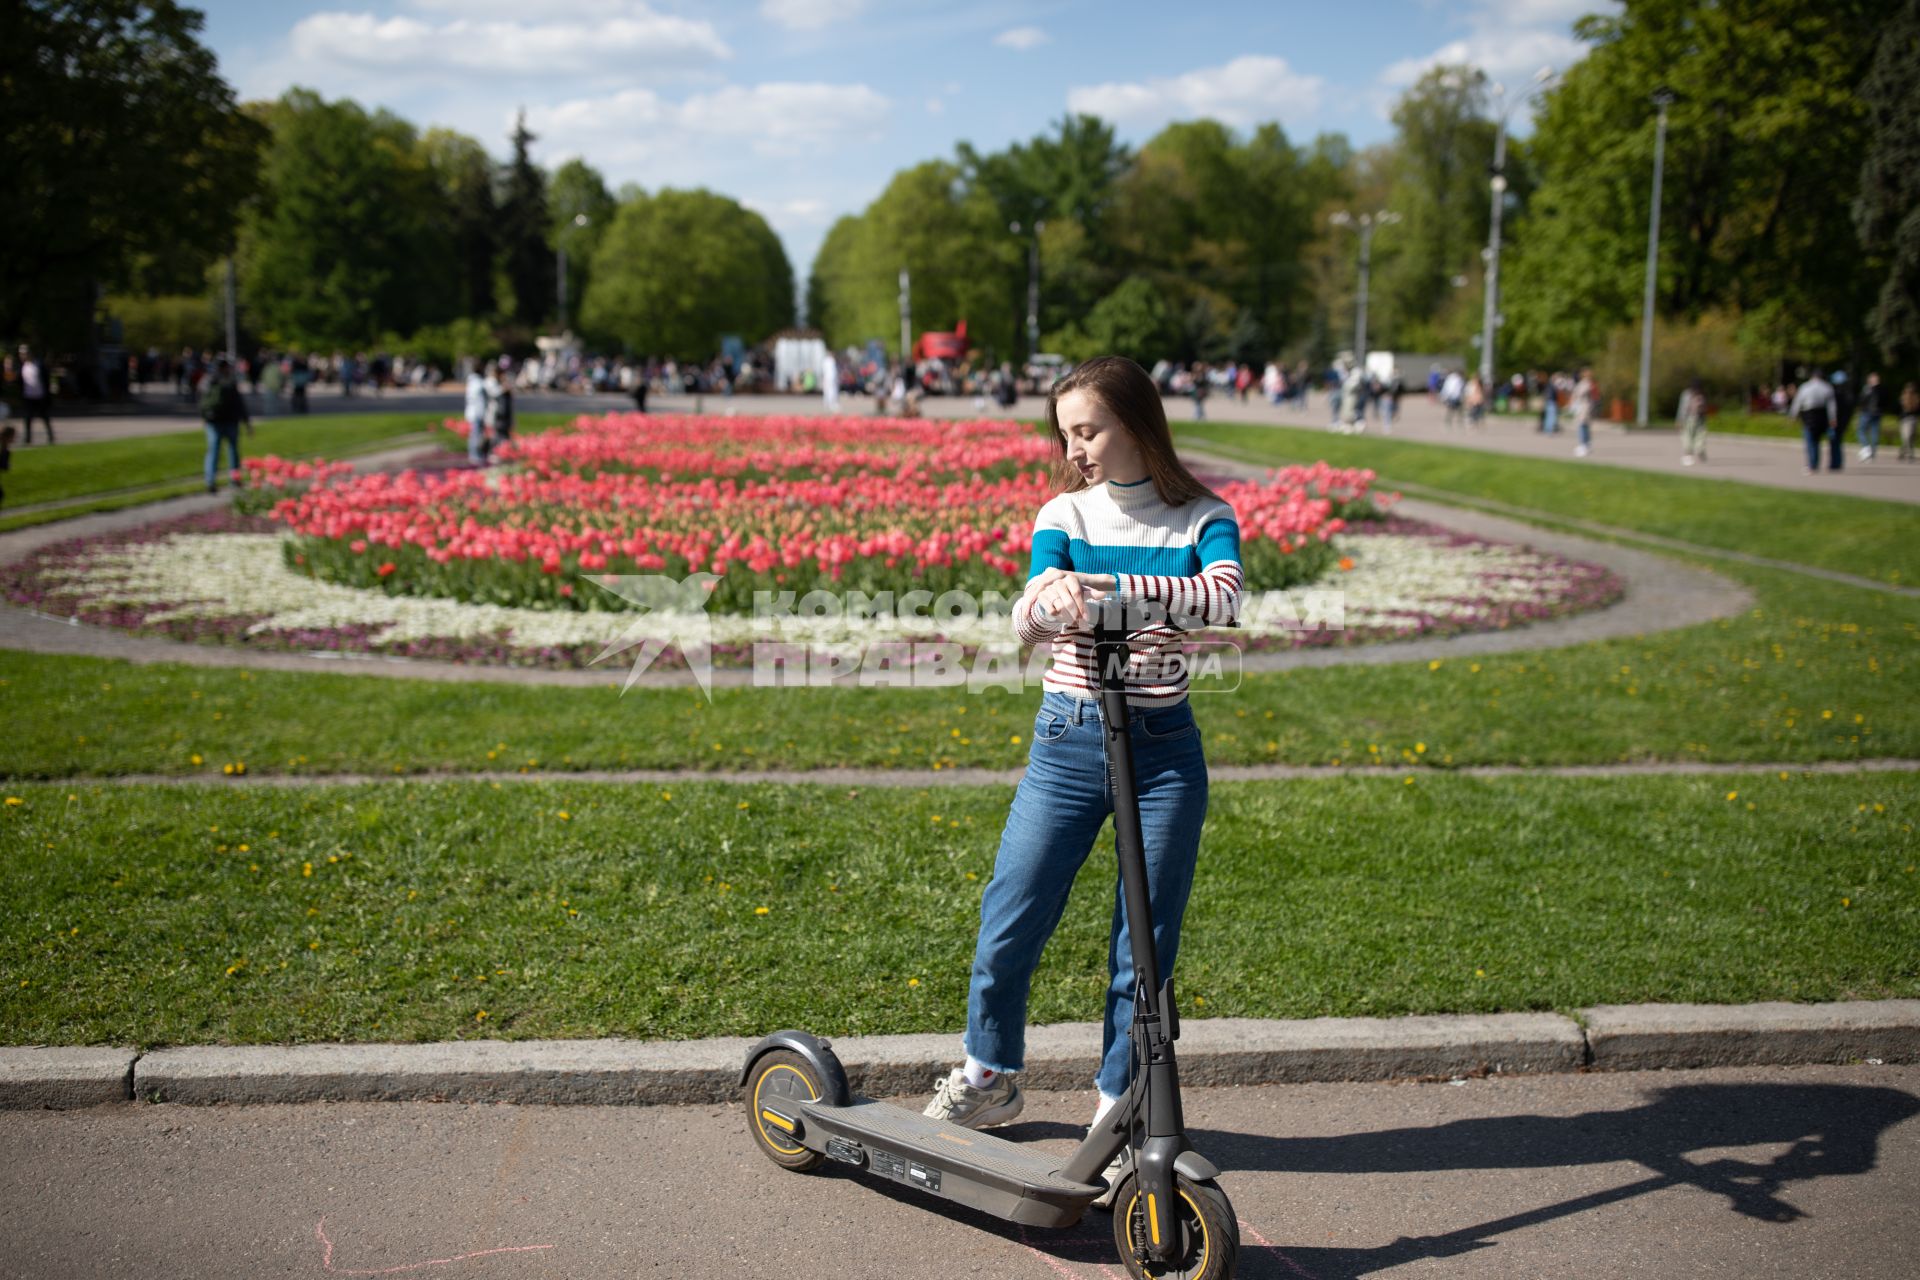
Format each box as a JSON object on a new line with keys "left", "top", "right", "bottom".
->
{"left": 529, "top": 81, "right": 891, "bottom": 167}
{"left": 759, "top": 0, "right": 867, "bottom": 31}
{"left": 1380, "top": 30, "right": 1585, "bottom": 90}
{"left": 994, "top": 26, "right": 1049, "bottom": 51}
{"left": 742, "top": 197, "right": 831, "bottom": 224}
{"left": 926, "top": 97, "right": 944, "bottom": 115}
{"left": 1381, "top": 0, "right": 1613, "bottom": 93}
{"left": 287, "top": 7, "right": 730, "bottom": 79}
{"left": 1067, "top": 55, "right": 1323, "bottom": 131}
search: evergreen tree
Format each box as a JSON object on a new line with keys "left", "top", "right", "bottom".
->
{"left": 1854, "top": 0, "right": 1920, "bottom": 363}
{"left": 499, "top": 112, "right": 555, "bottom": 328}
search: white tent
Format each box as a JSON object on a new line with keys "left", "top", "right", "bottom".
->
{"left": 774, "top": 335, "right": 827, "bottom": 391}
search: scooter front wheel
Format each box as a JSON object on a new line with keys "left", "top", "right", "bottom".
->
{"left": 744, "top": 1049, "right": 826, "bottom": 1172}
{"left": 1111, "top": 1172, "right": 1238, "bottom": 1280}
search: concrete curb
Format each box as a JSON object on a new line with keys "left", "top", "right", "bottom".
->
{"left": 5, "top": 1000, "right": 1916, "bottom": 1110}
{"left": 1584, "top": 1000, "right": 1920, "bottom": 1071}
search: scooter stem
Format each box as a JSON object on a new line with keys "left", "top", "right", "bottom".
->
{"left": 1092, "top": 613, "right": 1184, "bottom": 1139}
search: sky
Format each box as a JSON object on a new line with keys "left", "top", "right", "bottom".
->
{"left": 199, "top": 0, "right": 1608, "bottom": 287}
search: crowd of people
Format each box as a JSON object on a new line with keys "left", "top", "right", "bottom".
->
{"left": 1779, "top": 368, "right": 1919, "bottom": 472}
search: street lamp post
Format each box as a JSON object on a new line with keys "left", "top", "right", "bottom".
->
{"left": 1635, "top": 88, "right": 1677, "bottom": 428}
{"left": 1479, "top": 68, "right": 1557, "bottom": 392}
{"left": 1010, "top": 218, "right": 1046, "bottom": 361}
{"left": 898, "top": 267, "right": 912, "bottom": 368}
{"left": 224, "top": 256, "right": 238, "bottom": 363}
{"left": 1329, "top": 210, "right": 1401, "bottom": 366}
{"left": 556, "top": 212, "right": 588, "bottom": 335}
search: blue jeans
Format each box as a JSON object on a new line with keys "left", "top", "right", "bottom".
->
{"left": 965, "top": 690, "right": 1208, "bottom": 1098}
{"left": 203, "top": 422, "right": 240, "bottom": 488}
{"left": 467, "top": 417, "right": 489, "bottom": 464}
{"left": 1859, "top": 413, "right": 1881, "bottom": 455}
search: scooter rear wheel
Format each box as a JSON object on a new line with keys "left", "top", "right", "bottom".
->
{"left": 745, "top": 1049, "right": 826, "bottom": 1172}
{"left": 1111, "top": 1172, "right": 1237, "bottom": 1279}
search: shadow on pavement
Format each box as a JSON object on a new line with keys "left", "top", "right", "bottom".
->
{"left": 1201, "top": 1081, "right": 1920, "bottom": 1279}
{"left": 816, "top": 1082, "right": 1917, "bottom": 1278}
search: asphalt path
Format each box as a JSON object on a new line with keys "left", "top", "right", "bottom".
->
{"left": 28, "top": 384, "right": 1919, "bottom": 505}
{"left": 2, "top": 1064, "right": 1914, "bottom": 1279}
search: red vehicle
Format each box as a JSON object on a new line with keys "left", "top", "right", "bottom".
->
{"left": 912, "top": 319, "right": 969, "bottom": 364}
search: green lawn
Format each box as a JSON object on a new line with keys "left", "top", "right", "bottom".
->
{"left": 0, "top": 411, "right": 578, "bottom": 530}
{"left": 1, "top": 773, "right": 1911, "bottom": 1047}
{"left": 4, "top": 408, "right": 1915, "bottom": 1047}
{"left": 1183, "top": 421, "right": 1920, "bottom": 586}
{"left": 1489, "top": 408, "right": 1805, "bottom": 440}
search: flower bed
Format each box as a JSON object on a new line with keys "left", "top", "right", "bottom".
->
{"left": 261, "top": 415, "right": 1376, "bottom": 612}
{"left": 0, "top": 412, "right": 1621, "bottom": 669}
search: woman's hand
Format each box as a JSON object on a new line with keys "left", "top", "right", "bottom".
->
{"left": 1027, "top": 568, "right": 1114, "bottom": 630}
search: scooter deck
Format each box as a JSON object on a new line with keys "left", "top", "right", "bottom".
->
{"left": 798, "top": 1097, "right": 1108, "bottom": 1227}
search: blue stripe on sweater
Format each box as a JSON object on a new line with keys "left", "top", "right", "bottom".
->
{"left": 1025, "top": 521, "right": 1243, "bottom": 582}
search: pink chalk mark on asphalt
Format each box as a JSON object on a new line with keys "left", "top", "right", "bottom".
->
{"left": 315, "top": 1218, "right": 555, "bottom": 1275}
{"left": 1240, "top": 1217, "right": 1318, "bottom": 1279}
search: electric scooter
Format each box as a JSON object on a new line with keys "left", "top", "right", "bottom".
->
{"left": 742, "top": 616, "right": 1239, "bottom": 1280}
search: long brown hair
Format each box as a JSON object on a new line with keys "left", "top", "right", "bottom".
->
{"left": 1045, "top": 355, "right": 1217, "bottom": 506}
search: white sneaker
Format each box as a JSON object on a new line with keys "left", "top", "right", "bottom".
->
{"left": 923, "top": 1067, "right": 1024, "bottom": 1129}
{"left": 1574, "top": 444, "right": 1591, "bottom": 458}
{"left": 1681, "top": 455, "right": 1694, "bottom": 466}
{"left": 1091, "top": 1148, "right": 1132, "bottom": 1210}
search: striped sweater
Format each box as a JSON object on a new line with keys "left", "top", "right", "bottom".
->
{"left": 1012, "top": 477, "right": 1243, "bottom": 707}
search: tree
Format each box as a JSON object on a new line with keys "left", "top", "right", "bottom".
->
{"left": 549, "top": 159, "right": 616, "bottom": 334}
{"left": 582, "top": 189, "right": 794, "bottom": 359}
{"left": 959, "top": 116, "right": 1132, "bottom": 351}
{"left": 0, "top": 0, "right": 263, "bottom": 344}
{"left": 419, "top": 128, "right": 498, "bottom": 320}
{"left": 804, "top": 161, "right": 1018, "bottom": 355}
{"left": 1854, "top": 0, "right": 1920, "bottom": 364}
{"left": 1051, "top": 276, "right": 1179, "bottom": 365}
{"left": 241, "top": 89, "right": 456, "bottom": 348}
{"left": 498, "top": 112, "right": 554, "bottom": 328}
{"left": 1104, "top": 120, "right": 1315, "bottom": 360}
{"left": 1373, "top": 66, "right": 1497, "bottom": 353}
{"left": 1502, "top": 0, "right": 1879, "bottom": 372}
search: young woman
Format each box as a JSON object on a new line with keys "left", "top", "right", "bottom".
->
{"left": 923, "top": 356, "right": 1243, "bottom": 1193}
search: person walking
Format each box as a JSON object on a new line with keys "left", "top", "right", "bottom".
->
{"left": 1188, "top": 362, "right": 1209, "bottom": 421}
{"left": 1440, "top": 368, "right": 1465, "bottom": 427}
{"left": 1570, "top": 368, "right": 1597, "bottom": 457}
{"left": 259, "top": 353, "right": 285, "bottom": 416}
{"left": 1856, "top": 372, "right": 1884, "bottom": 462}
{"left": 1342, "top": 358, "right": 1367, "bottom": 433}
{"left": 1677, "top": 377, "right": 1708, "bottom": 466}
{"left": 1899, "top": 381, "right": 1919, "bottom": 462}
{"left": 1788, "top": 367, "right": 1836, "bottom": 474}
{"left": 1829, "top": 370, "right": 1853, "bottom": 473}
{"left": 484, "top": 357, "right": 513, "bottom": 461}
{"left": 464, "top": 358, "right": 491, "bottom": 465}
{"left": 199, "top": 358, "right": 253, "bottom": 492}
{"left": 16, "top": 346, "right": 53, "bottom": 444}
{"left": 921, "top": 355, "right": 1240, "bottom": 1210}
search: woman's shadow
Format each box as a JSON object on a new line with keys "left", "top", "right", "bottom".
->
{"left": 835, "top": 1081, "right": 1917, "bottom": 1278}
{"left": 1193, "top": 1080, "right": 1920, "bottom": 1279}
